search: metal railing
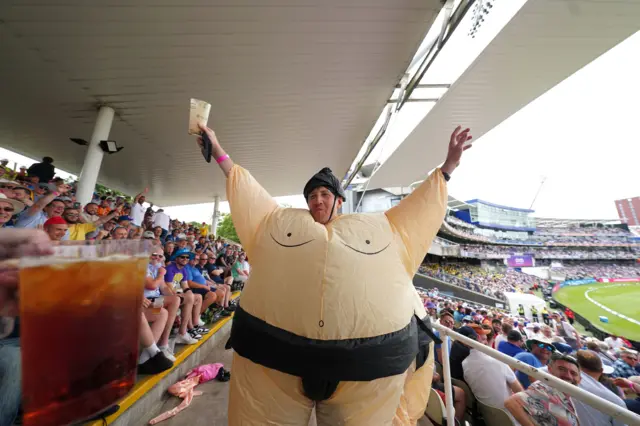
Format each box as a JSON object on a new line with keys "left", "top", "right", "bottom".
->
{"left": 433, "top": 323, "right": 640, "bottom": 426}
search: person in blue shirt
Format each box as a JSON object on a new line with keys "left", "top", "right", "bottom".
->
{"left": 498, "top": 330, "right": 525, "bottom": 357}
{"left": 434, "top": 310, "right": 455, "bottom": 363}
{"left": 514, "top": 337, "right": 554, "bottom": 389}
{"left": 184, "top": 257, "right": 218, "bottom": 318}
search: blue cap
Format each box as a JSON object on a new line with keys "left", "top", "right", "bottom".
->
{"left": 118, "top": 215, "right": 133, "bottom": 222}
{"left": 171, "top": 248, "right": 195, "bottom": 261}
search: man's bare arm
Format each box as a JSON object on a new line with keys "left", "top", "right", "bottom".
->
{"left": 93, "top": 210, "right": 119, "bottom": 227}
{"left": 198, "top": 123, "right": 234, "bottom": 177}
{"left": 504, "top": 395, "right": 535, "bottom": 426}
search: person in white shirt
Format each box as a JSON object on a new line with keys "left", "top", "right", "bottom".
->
{"left": 130, "top": 187, "right": 148, "bottom": 227}
{"left": 604, "top": 335, "right": 625, "bottom": 351}
{"left": 152, "top": 208, "right": 171, "bottom": 239}
{"left": 463, "top": 348, "right": 523, "bottom": 416}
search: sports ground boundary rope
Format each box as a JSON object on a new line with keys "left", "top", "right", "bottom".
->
{"left": 584, "top": 284, "right": 640, "bottom": 327}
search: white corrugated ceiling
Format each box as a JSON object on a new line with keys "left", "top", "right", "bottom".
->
{"left": 369, "top": 0, "right": 640, "bottom": 189}
{"left": 0, "top": 0, "right": 442, "bottom": 205}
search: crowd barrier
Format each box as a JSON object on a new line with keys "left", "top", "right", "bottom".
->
{"left": 434, "top": 323, "right": 640, "bottom": 426}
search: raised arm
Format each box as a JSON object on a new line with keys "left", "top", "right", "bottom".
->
{"left": 385, "top": 126, "right": 472, "bottom": 275}
{"left": 197, "top": 124, "right": 278, "bottom": 256}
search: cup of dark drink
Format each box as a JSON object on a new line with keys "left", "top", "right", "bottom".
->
{"left": 19, "top": 240, "right": 151, "bottom": 426}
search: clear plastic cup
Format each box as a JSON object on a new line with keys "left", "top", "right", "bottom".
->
{"left": 19, "top": 240, "right": 152, "bottom": 426}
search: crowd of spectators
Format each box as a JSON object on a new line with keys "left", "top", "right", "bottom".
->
{"left": 419, "top": 291, "right": 640, "bottom": 424}
{"left": 442, "top": 215, "right": 638, "bottom": 247}
{"left": 418, "top": 263, "right": 539, "bottom": 300}
{"left": 0, "top": 158, "right": 250, "bottom": 377}
{"left": 459, "top": 244, "right": 640, "bottom": 260}
{"left": 556, "top": 264, "right": 640, "bottom": 281}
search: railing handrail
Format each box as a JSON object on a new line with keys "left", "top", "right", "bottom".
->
{"left": 433, "top": 323, "right": 640, "bottom": 426}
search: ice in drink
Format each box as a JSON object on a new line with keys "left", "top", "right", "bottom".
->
{"left": 20, "top": 255, "right": 148, "bottom": 426}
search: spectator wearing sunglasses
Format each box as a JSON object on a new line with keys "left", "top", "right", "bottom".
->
{"left": 514, "top": 336, "right": 554, "bottom": 389}
{"left": 0, "top": 194, "right": 25, "bottom": 228}
{"left": 612, "top": 349, "right": 639, "bottom": 379}
{"left": 165, "top": 248, "right": 204, "bottom": 343}
{"left": 505, "top": 352, "right": 581, "bottom": 426}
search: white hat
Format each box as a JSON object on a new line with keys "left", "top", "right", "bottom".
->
{"left": 602, "top": 365, "right": 615, "bottom": 375}
{"left": 0, "top": 193, "right": 25, "bottom": 214}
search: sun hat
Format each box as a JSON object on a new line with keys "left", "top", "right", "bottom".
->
{"left": 0, "top": 193, "right": 25, "bottom": 214}
{"left": 171, "top": 248, "right": 195, "bottom": 261}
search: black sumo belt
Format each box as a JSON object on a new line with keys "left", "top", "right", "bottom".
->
{"left": 227, "top": 306, "right": 441, "bottom": 401}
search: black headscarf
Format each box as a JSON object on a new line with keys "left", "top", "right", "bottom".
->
{"left": 303, "top": 168, "right": 346, "bottom": 222}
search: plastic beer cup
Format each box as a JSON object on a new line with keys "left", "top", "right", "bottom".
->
{"left": 19, "top": 241, "right": 151, "bottom": 426}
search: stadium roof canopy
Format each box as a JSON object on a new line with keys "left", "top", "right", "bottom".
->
{"left": 447, "top": 196, "right": 471, "bottom": 211}
{"left": 368, "top": 0, "right": 640, "bottom": 189}
{"left": 0, "top": 0, "right": 442, "bottom": 206}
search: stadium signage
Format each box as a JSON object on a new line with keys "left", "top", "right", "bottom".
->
{"left": 560, "top": 278, "right": 597, "bottom": 287}
{"left": 597, "top": 278, "right": 640, "bottom": 283}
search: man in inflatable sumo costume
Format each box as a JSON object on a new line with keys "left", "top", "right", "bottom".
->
{"left": 196, "top": 123, "right": 472, "bottom": 425}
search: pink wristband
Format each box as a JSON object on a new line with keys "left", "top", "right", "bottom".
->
{"left": 216, "top": 154, "right": 229, "bottom": 164}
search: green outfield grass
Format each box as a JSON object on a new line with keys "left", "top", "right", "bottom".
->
{"left": 554, "top": 282, "right": 640, "bottom": 341}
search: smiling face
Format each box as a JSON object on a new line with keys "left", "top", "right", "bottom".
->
{"left": 241, "top": 208, "right": 413, "bottom": 340}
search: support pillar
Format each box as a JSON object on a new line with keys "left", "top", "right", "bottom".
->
{"left": 75, "top": 106, "right": 115, "bottom": 205}
{"left": 211, "top": 195, "right": 220, "bottom": 236}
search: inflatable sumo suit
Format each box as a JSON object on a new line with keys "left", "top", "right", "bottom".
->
{"left": 226, "top": 164, "right": 447, "bottom": 426}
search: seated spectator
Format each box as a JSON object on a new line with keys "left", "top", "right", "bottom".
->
{"left": 463, "top": 340, "right": 523, "bottom": 421}
{"left": 612, "top": 349, "right": 638, "bottom": 379}
{"left": 184, "top": 256, "right": 219, "bottom": 318}
{"left": 0, "top": 194, "right": 25, "bottom": 228}
{"left": 164, "top": 241, "right": 176, "bottom": 261}
{"left": 573, "top": 350, "right": 627, "bottom": 426}
{"left": 231, "top": 252, "right": 249, "bottom": 284}
{"left": 514, "top": 336, "right": 554, "bottom": 389}
{"left": 605, "top": 335, "right": 627, "bottom": 351}
{"left": 494, "top": 322, "right": 512, "bottom": 350}
{"left": 431, "top": 371, "right": 467, "bottom": 424}
{"left": 152, "top": 209, "right": 170, "bottom": 239}
{"left": 498, "top": 330, "right": 525, "bottom": 358}
{"left": 43, "top": 216, "right": 68, "bottom": 241}
{"left": 144, "top": 251, "right": 181, "bottom": 361}
{"left": 505, "top": 352, "right": 581, "bottom": 426}
{"left": 196, "top": 254, "right": 234, "bottom": 314}
{"left": 434, "top": 310, "right": 454, "bottom": 363}
{"left": 165, "top": 248, "right": 204, "bottom": 343}
{"left": 450, "top": 325, "right": 488, "bottom": 380}
{"left": 138, "top": 298, "right": 173, "bottom": 375}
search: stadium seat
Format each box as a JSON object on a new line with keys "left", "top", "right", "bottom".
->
{"left": 424, "top": 387, "right": 448, "bottom": 426}
{"left": 477, "top": 400, "right": 515, "bottom": 426}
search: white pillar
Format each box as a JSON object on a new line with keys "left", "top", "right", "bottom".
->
{"left": 211, "top": 195, "right": 220, "bottom": 236}
{"left": 75, "top": 106, "right": 115, "bottom": 205}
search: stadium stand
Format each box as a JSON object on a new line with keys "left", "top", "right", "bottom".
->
{"left": 2, "top": 167, "right": 640, "bottom": 425}
{"left": 0, "top": 167, "right": 249, "bottom": 425}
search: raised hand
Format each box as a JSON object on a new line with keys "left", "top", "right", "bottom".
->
{"left": 442, "top": 125, "right": 473, "bottom": 175}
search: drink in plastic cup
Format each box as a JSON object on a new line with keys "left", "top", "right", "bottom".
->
{"left": 151, "top": 296, "right": 164, "bottom": 314}
{"left": 188, "top": 98, "right": 211, "bottom": 135}
{"left": 19, "top": 241, "right": 151, "bottom": 426}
